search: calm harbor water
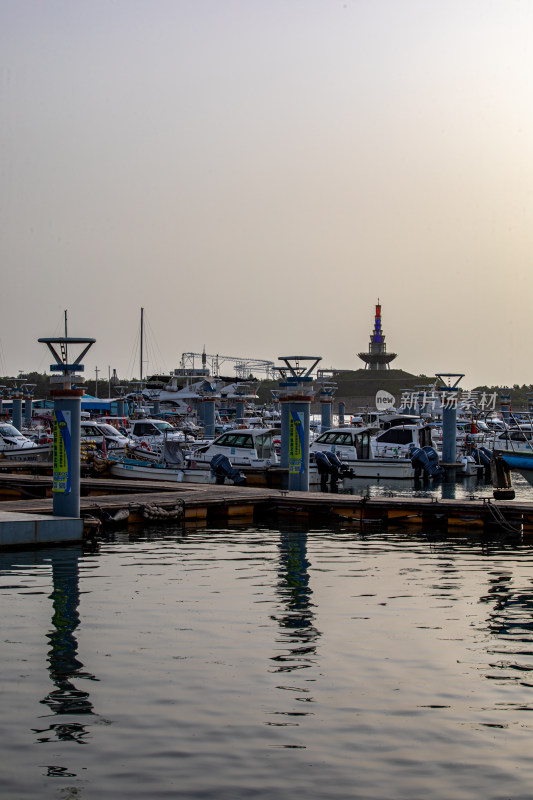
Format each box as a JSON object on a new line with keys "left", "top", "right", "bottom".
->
{"left": 339, "top": 470, "right": 533, "bottom": 502}
{"left": 3, "top": 515, "right": 533, "bottom": 799}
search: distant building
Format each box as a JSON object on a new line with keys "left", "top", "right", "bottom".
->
{"left": 357, "top": 302, "right": 397, "bottom": 370}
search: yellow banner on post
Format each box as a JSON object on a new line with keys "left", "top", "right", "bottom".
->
{"left": 53, "top": 410, "right": 72, "bottom": 493}
{"left": 289, "top": 411, "right": 304, "bottom": 474}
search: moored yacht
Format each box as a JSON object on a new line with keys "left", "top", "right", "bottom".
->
{"left": 127, "top": 418, "right": 194, "bottom": 448}
{"left": 309, "top": 419, "right": 440, "bottom": 479}
{"left": 107, "top": 427, "right": 281, "bottom": 486}
{"left": 186, "top": 427, "right": 278, "bottom": 469}
{"left": 0, "top": 423, "right": 51, "bottom": 461}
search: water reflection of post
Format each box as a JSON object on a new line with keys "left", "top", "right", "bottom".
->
{"left": 441, "top": 479, "right": 457, "bottom": 500}
{"left": 271, "top": 529, "right": 320, "bottom": 672}
{"left": 37, "top": 550, "right": 97, "bottom": 744}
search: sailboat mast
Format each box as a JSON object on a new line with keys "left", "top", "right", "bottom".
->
{"left": 140, "top": 307, "right": 144, "bottom": 382}
{"left": 63, "top": 309, "right": 68, "bottom": 366}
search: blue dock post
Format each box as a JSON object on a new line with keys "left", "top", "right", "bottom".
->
{"left": 436, "top": 373, "right": 464, "bottom": 467}
{"left": 321, "top": 403, "right": 333, "bottom": 434}
{"left": 38, "top": 336, "right": 96, "bottom": 518}
{"left": 197, "top": 399, "right": 205, "bottom": 426}
{"left": 277, "top": 356, "right": 321, "bottom": 492}
{"left": 271, "top": 390, "right": 281, "bottom": 417}
{"left": 499, "top": 388, "right": 512, "bottom": 423}
{"left": 12, "top": 388, "right": 23, "bottom": 431}
{"left": 279, "top": 389, "right": 290, "bottom": 472}
{"left": 338, "top": 401, "right": 345, "bottom": 427}
{"left": 288, "top": 399, "right": 311, "bottom": 491}
{"left": 114, "top": 386, "right": 128, "bottom": 423}
{"left": 235, "top": 399, "right": 245, "bottom": 426}
{"left": 4, "top": 388, "right": 12, "bottom": 421}
{"left": 442, "top": 401, "right": 457, "bottom": 464}
{"left": 202, "top": 398, "right": 216, "bottom": 439}
{"left": 318, "top": 383, "right": 336, "bottom": 433}
{"left": 233, "top": 381, "right": 256, "bottom": 426}
{"left": 198, "top": 380, "right": 220, "bottom": 439}
{"left": 400, "top": 388, "right": 414, "bottom": 414}
{"left": 51, "top": 389, "right": 83, "bottom": 517}
{"left": 24, "top": 384, "right": 35, "bottom": 427}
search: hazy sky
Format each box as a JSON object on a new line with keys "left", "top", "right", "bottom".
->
{"left": 2, "top": 0, "right": 533, "bottom": 390}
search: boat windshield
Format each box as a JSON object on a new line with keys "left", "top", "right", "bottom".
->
{"left": 98, "top": 424, "right": 123, "bottom": 436}
{"left": 154, "top": 422, "right": 174, "bottom": 432}
{"left": 0, "top": 425, "right": 22, "bottom": 437}
{"left": 81, "top": 424, "right": 103, "bottom": 437}
{"left": 255, "top": 432, "right": 272, "bottom": 459}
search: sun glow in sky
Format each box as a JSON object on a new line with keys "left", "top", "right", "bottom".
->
{"left": 2, "top": 0, "right": 533, "bottom": 388}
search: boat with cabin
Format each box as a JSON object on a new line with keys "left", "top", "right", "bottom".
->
{"left": 309, "top": 416, "right": 441, "bottom": 480}
{"left": 0, "top": 423, "right": 51, "bottom": 461}
{"left": 107, "top": 427, "right": 283, "bottom": 486}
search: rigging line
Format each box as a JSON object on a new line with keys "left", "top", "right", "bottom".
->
{"left": 144, "top": 315, "right": 167, "bottom": 375}
{"left": 126, "top": 323, "right": 141, "bottom": 382}
{"left": 33, "top": 349, "right": 49, "bottom": 375}
{"left": 0, "top": 338, "right": 7, "bottom": 376}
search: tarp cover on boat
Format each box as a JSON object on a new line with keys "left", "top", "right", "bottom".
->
{"left": 162, "top": 440, "right": 186, "bottom": 466}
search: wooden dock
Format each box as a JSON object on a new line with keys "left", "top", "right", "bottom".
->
{"left": 0, "top": 468, "right": 532, "bottom": 543}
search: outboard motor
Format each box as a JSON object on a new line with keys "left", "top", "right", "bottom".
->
{"left": 210, "top": 454, "right": 247, "bottom": 485}
{"left": 326, "top": 450, "right": 355, "bottom": 479}
{"left": 472, "top": 446, "right": 492, "bottom": 467}
{"left": 422, "top": 446, "right": 444, "bottom": 478}
{"left": 315, "top": 451, "right": 341, "bottom": 490}
{"left": 409, "top": 444, "right": 443, "bottom": 478}
{"left": 315, "top": 451, "right": 355, "bottom": 490}
{"left": 471, "top": 446, "right": 492, "bottom": 479}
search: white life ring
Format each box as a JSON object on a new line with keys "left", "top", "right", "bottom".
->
{"left": 186, "top": 406, "right": 192, "bottom": 413}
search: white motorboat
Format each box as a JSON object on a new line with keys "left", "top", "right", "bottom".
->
{"left": 309, "top": 421, "right": 440, "bottom": 480}
{"left": 80, "top": 420, "right": 133, "bottom": 451}
{"left": 108, "top": 427, "right": 281, "bottom": 486}
{"left": 186, "top": 427, "right": 278, "bottom": 469}
{"left": 127, "top": 418, "right": 193, "bottom": 449}
{"left": 0, "top": 423, "right": 51, "bottom": 461}
{"left": 108, "top": 455, "right": 213, "bottom": 484}
{"left": 488, "top": 427, "right": 533, "bottom": 456}
{"left": 485, "top": 422, "right": 533, "bottom": 485}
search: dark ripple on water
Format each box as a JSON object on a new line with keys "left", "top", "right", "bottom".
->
{"left": 3, "top": 523, "right": 533, "bottom": 798}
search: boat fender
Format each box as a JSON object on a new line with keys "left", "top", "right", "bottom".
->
{"left": 140, "top": 441, "right": 151, "bottom": 451}
{"left": 187, "top": 406, "right": 192, "bottom": 413}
